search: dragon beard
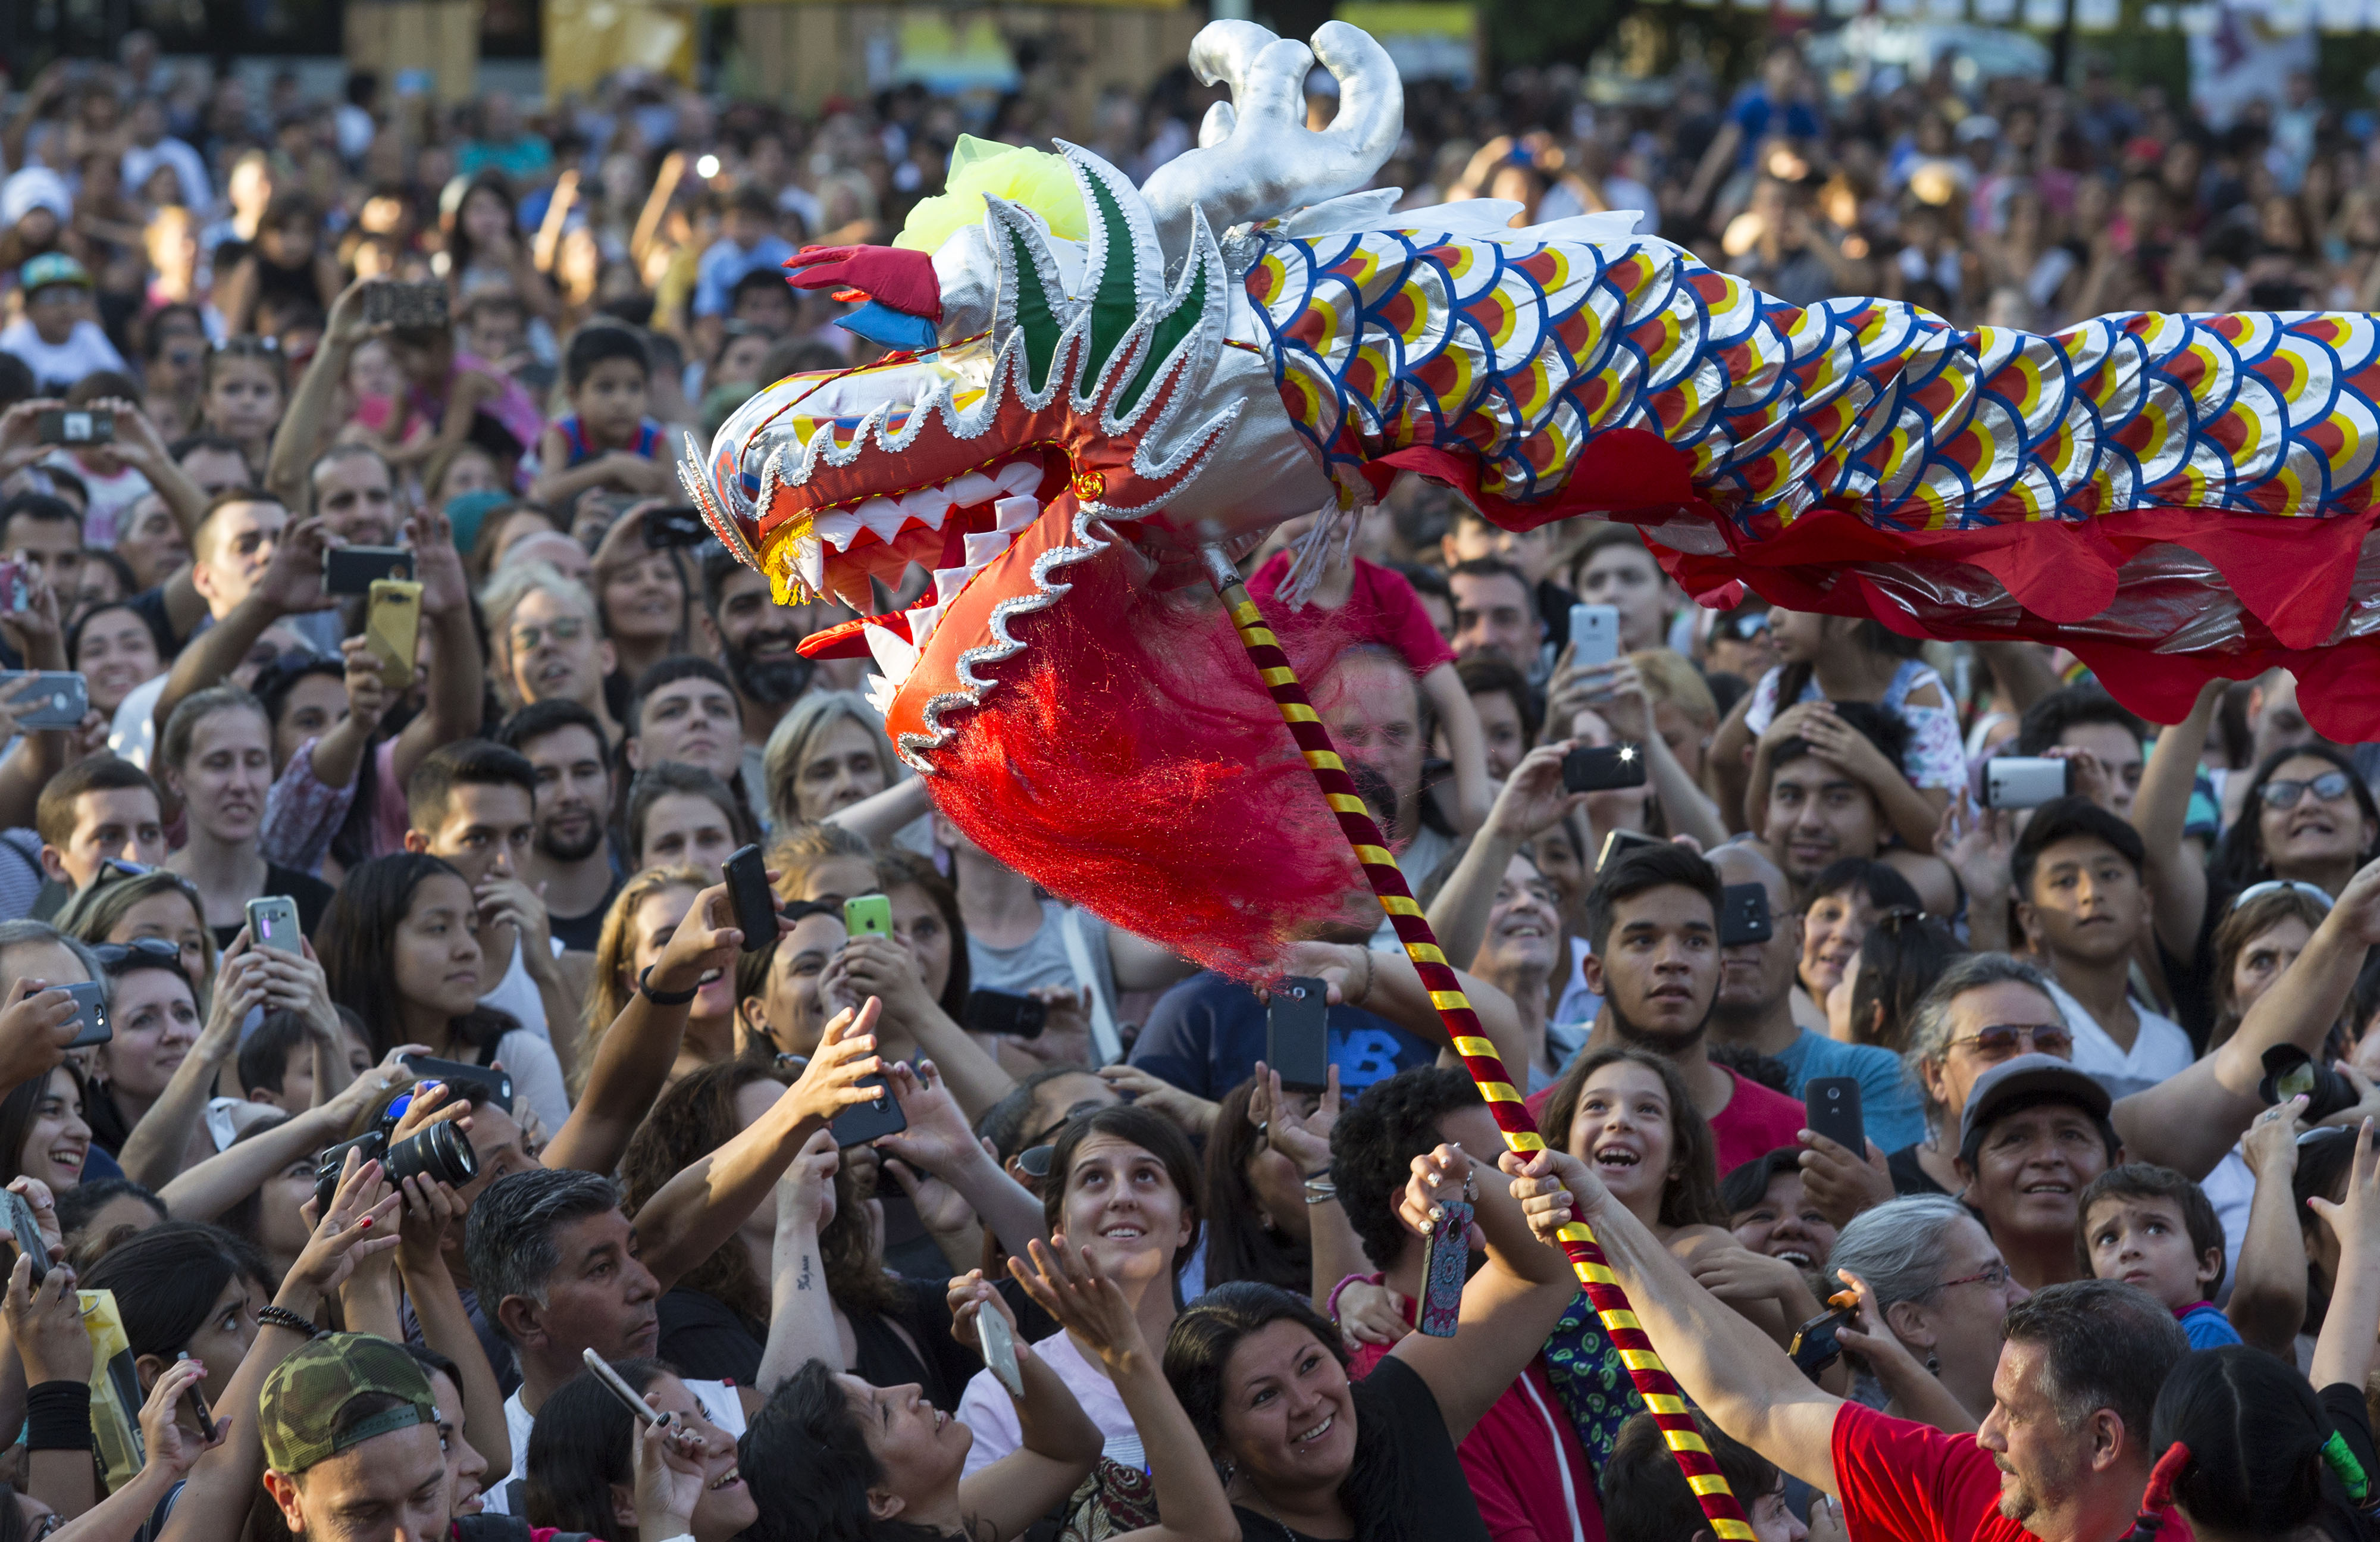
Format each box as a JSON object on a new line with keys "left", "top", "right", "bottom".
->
{"left": 925, "top": 540, "right": 1371, "bottom": 980}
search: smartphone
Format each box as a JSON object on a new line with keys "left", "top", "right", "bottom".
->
{"left": 1982, "top": 756, "right": 2075, "bottom": 811}
{"left": 397, "top": 1053, "right": 514, "bottom": 1115}
{"left": 364, "top": 579, "right": 422, "bottom": 691}
{"left": 1718, "top": 883, "right": 1774, "bottom": 947}
{"left": 0, "top": 1186, "right": 46, "bottom": 1287}
{"left": 1568, "top": 602, "right": 1620, "bottom": 669}
{"left": 976, "top": 1305, "right": 1025, "bottom": 1397}
{"left": 724, "top": 843, "right": 776, "bottom": 953}
{"left": 0, "top": 673, "right": 89, "bottom": 730}
{"left": 1595, "top": 827, "right": 1664, "bottom": 873}
{"left": 643, "top": 506, "right": 712, "bottom": 549}
{"left": 581, "top": 1349, "right": 668, "bottom": 1427}
{"left": 1804, "top": 1077, "right": 1865, "bottom": 1156}
{"left": 0, "top": 561, "right": 25, "bottom": 613}
{"left": 245, "top": 895, "right": 302, "bottom": 953}
{"left": 175, "top": 1350, "right": 212, "bottom": 1433}
{"left": 324, "top": 545, "right": 415, "bottom": 596}
{"left": 1266, "top": 975, "right": 1330, "bottom": 1093}
{"left": 843, "top": 893, "right": 891, "bottom": 939}
{"left": 364, "top": 281, "right": 450, "bottom": 329}
{"left": 62, "top": 981, "right": 109, "bottom": 1049}
{"left": 1563, "top": 742, "right": 1648, "bottom": 795}
{"left": 1789, "top": 1298, "right": 1852, "bottom": 1380}
{"left": 1416, "top": 1195, "right": 1471, "bottom": 1338}
{"left": 963, "top": 988, "right": 1048, "bottom": 1039}
{"left": 34, "top": 408, "right": 113, "bottom": 446}
{"left": 831, "top": 1074, "right": 909, "bottom": 1147}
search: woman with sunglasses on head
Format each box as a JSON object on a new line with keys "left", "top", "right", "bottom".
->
{"left": 2134, "top": 680, "right": 2380, "bottom": 1042}
{"left": 55, "top": 867, "right": 215, "bottom": 1005}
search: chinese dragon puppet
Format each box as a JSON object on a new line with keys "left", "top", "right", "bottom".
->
{"left": 679, "top": 27, "right": 2380, "bottom": 1531}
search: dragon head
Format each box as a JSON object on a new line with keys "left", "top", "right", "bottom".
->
{"left": 682, "top": 22, "right": 1402, "bottom": 773}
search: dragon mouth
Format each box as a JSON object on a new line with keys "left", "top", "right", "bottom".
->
{"left": 795, "top": 449, "right": 1066, "bottom": 613}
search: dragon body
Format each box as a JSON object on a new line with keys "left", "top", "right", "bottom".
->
{"left": 682, "top": 21, "right": 2380, "bottom": 975}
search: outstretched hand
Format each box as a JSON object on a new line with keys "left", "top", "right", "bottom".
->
{"left": 1009, "top": 1236, "right": 1143, "bottom": 1370}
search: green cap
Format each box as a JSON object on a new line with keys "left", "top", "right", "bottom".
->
{"left": 259, "top": 1334, "right": 437, "bottom": 1474}
{"left": 18, "top": 253, "right": 91, "bottom": 293}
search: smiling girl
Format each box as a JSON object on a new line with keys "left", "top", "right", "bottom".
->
{"left": 67, "top": 600, "right": 164, "bottom": 721}
{"left": 0, "top": 1064, "right": 90, "bottom": 1196}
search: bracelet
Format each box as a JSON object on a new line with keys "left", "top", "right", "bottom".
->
{"left": 1302, "top": 1166, "right": 1333, "bottom": 1181}
{"left": 24, "top": 1381, "right": 91, "bottom": 1451}
{"left": 637, "top": 966, "right": 699, "bottom": 1006}
{"left": 258, "top": 1305, "right": 322, "bottom": 1338}
{"left": 1302, "top": 1179, "right": 1337, "bottom": 1205}
{"left": 1352, "top": 948, "right": 1375, "bottom": 1007}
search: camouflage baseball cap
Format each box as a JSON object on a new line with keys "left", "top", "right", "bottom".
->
{"left": 260, "top": 1334, "right": 437, "bottom": 1474}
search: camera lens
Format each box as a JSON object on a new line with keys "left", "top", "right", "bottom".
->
{"left": 2259, "top": 1046, "right": 2359, "bottom": 1124}
{"left": 314, "top": 1133, "right": 387, "bottom": 1217}
{"left": 383, "top": 1119, "right": 479, "bottom": 1191}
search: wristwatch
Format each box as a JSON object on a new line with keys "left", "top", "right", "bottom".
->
{"left": 638, "top": 967, "right": 699, "bottom": 1006}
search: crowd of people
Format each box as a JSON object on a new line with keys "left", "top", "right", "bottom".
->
{"left": 0, "top": 20, "right": 2375, "bottom": 1542}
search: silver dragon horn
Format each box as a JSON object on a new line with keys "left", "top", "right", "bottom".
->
{"left": 1139, "top": 20, "right": 1403, "bottom": 264}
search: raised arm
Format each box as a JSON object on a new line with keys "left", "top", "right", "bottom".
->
{"left": 392, "top": 1175, "right": 511, "bottom": 1477}
{"left": 1386, "top": 1141, "right": 1573, "bottom": 1444}
{"left": 117, "top": 936, "right": 260, "bottom": 1188}
{"left": 2115, "top": 854, "right": 2380, "bottom": 1178}
{"left": 2309, "top": 1119, "right": 2380, "bottom": 1392}
{"left": 873, "top": 1060, "right": 1046, "bottom": 1258}
{"left": 1424, "top": 739, "right": 1587, "bottom": 970}
{"left": 267, "top": 277, "right": 385, "bottom": 507}
{"left": 151, "top": 515, "right": 334, "bottom": 753}
{"left": 1502, "top": 1146, "right": 1847, "bottom": 1494}
{"left": 755, "top": 1132, "right": 842, "bottom": 1393}
{"left": 1280, "top": 941, "right": 1531, "bottom": 1087}
{"left": 821, "top": 775, "right": 934, "bottom": 846}
{"left": 1420, "top": 663, "right": 1492, "bottom": 836}
{"left": 387, "top": 505, "right": 484, "bottom": 793}
{"left": 95, "top": 399, "right": 208, "bottom": 545}
{"left": 947, "top": 1263, "right": 1104, "bottom": 1542}
{"left": 630, "top": 1000, "right": 884, "bottom": 1290}
{"left": 830, "top": 934, "right": 1015, "bottom": 1120}
{"left": 2131, "top": 679, "right": 2219, "bottom": 961}
{"left": 2226, "top": 1102, "right": 2313, "bottom": 1357}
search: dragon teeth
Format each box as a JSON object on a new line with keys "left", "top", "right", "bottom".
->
{"left": 993, "top": 495, "right": 1038, "bottom": 533}
{"left": 861, "top": 621, "right": 918, "bottom": 684}
{"left": 962, "top": 531, "right": 1010, "bottom": 567}
{"left": 933, "top": 565, "right": 975, "bottom": 605}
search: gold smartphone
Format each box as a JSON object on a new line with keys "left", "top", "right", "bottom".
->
{"left": 365, "top": 578, "right": 423, "bottom": 690}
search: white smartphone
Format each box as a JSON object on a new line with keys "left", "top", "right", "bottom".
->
{"left": 977, "top": 1305, "right": 1024, "bottom": 1397}
{"left": 1982, "top": 757, "right": 2075, "bottom": 811}
{"left": 581, "top": 1349, "right": 670, "bottom": 1428}
{"left": 1570, "top": 603, "right": 1620, "bottom": 669}
{"left": 246, "top": 895, "right": 301, "bottom": 952}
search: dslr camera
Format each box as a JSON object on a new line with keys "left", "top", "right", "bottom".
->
{"left": 312, "top": 1119, "right": 478, "bottom": 1216}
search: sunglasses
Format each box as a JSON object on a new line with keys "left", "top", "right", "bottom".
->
{"left": 2259, "top": 771, "right": 2355, "bottom": 810}
{"left": 2231, "top": 878, "right": 2335, "bottom": 914}
{"left": 93, "top": 936, "right": 181, "bottom": 971}
{"left": 1947, "top": 1022, "right": 2074, "bottom": 1057}
{"left": 1713, "top": 612, "right": 1771, "bottom": 642}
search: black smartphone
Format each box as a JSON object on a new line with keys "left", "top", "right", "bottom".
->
{"left": 1804, "top": 1077, "right": 1865, "bottom": 1155}
{"left": 1266, "top": 975, "right": 1330, "bottom": 1093}
{"left": 1595, "top": 827, "right": 1664, "bottom": 874}
{"left": 1789, "top": 1299, "right": 1852, "bottom": 1380}
{"left": 722, "top": 843, "right": 776, "bottom": 953}
{"left": 963, "top": 989, "right": 1047, "bottom": 1039}
{"left": 0, "top": 1187, "right": 48, "bottom": 1287}
{"left": 63, "top": 981, "right": 109, "bottom": 1048}
{"left": 831, "top": 1075, "right": 909, "bottom": 1147}
{"left": 397, "top": 1053, "right": 514, "bottom": 1115}
{"left": 35, "top": 408, "right": 113, "bottom": 446}
{"left": 1718, "top": 883, "right": 1774, "bottom": 947}
{"left": 1564, "top": 743, "right": 1648, "bottom": 795}
{"left": 176, "top": 1350, "right": 212, "bottom": 1433}
{"left": 323, "top": 545, "right": 415, "bottom": 595}
{"left": 643, "top": 506, "right": 711, "bottom": 549}
{"left": 364, "top": 281, "right": 450, "bottom": 329}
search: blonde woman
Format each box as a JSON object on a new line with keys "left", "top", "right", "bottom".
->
{"left": 760, "top": 690, "right": 913, "bottom": 831}
{"left": 577, "top": 865, "right": 736, "bottom": 1094}
{"left": 55, "top": 867, "right": 218, "bottom": 1008}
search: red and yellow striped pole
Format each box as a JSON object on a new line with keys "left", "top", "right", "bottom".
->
{"left": 1204, "top": 551, "right": 1753, "bottom": 1542}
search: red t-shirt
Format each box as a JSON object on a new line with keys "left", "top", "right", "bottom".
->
{"left": 1523, "top": 1064, "right": 1810, "bottom": 1179}
{"left": 1247, "top": 550, "right": 1458, "bottom": 676}
{"left": 1348, "top": 1292, "right": 1606, "bottom": 1542}
{"left": 1829, "top": 1402, "right": 2192, "bottom": 1542}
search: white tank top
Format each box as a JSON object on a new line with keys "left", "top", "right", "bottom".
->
{"left": 477, "top": 928, "right": 560, "bottom": 1039}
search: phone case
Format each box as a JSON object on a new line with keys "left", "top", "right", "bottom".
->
{"left": 977, "top": 1307, "right": 1025, "bottom": 1397}
{"left": 830, "top": 1074, "right": 909, "bottom": 1147}
{"left": 2, "top": 673, "right": 88, "bottom": 730}
{"left": 1803, "top": 1077, "right": 1865, "bottom": 1155}
{"left": 398, "top": 1053, "right": 514, "bottom": 1114}
{"left": 1564, "top": 743, "right": 1648, "bottom": 795}
{"left": 365, "top": 580, "right": 422, "bottom": 690}
{"left": 325, "top": 545, "right": 415, "bottom": 596}
{"left": 63, "top": 981, "right": 109, "bottom": 1048}
{"left": 1568, "top": 603, "right": 1620, "bottom": 668}
{"left": 1417, "top": 1196, "right": 1472, "bottom": 1337}
{"left": 1266, "top": 977, "right": 1330, "bottom": 1092}
{"left": 0, "top": 1187, "right": 47, "bottom": 1285}
{"left": 724, "top": 843, "right": 775, "bottom": 952}
{"left": 844, "top": 893, "right": 892, "bottom": 937}
{"left": 1718, "top": 883, "right": 1774, "bottom": 947}
{"left": 246, "top": 896, "right": 301, "bottom": 952}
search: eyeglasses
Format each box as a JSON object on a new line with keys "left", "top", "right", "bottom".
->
{"left": 93, "top": 937, "right": 182, "bottom": 971}
{"left": 508, "top": 616, "right": 587, "bottom": 651}
{"left": 209, "top": 335, "right": 281, "bottom": 354}
{"left": 1931, "top": 1261, "right": 2012, "bottom": 1293}
{"left": 1946, "top": 1022, "right": 2074, "bottom": 1057}
{"left": 2259, "top": 771, "right": 2355, "bottom": 810}
{"left": 2231, "top": 878, "right": 2335, "bottom": 914}
{"left": 1712, "top": 612, "right": 1770, "bottom": 642}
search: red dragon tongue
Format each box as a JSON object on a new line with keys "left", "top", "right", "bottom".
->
{"left": 797, "top": 611, "right": 910, "bottom": 660}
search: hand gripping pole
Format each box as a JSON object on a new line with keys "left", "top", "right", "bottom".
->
{"left": 1203, "top": 549, "right": 1753, "bottom": 1541}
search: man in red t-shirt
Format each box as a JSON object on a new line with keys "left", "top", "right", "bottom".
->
{"left": 1502, "top": 1146, "right": 2192, "bottom": 1542}
{"left": 1532, "top": 843, "right": 1811, "bottom": 1175}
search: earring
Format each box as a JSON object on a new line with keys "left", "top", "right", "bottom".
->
{"left": 1925, "top": 1353, "right": 1940, "bottom": 1374}
{"left": 1215, "top": 1457, "right": 1238, "bottom": 1487}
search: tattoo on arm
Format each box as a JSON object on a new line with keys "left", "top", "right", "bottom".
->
{"left": 797, "top": 1255, "right": 813, "bottom": 1290}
